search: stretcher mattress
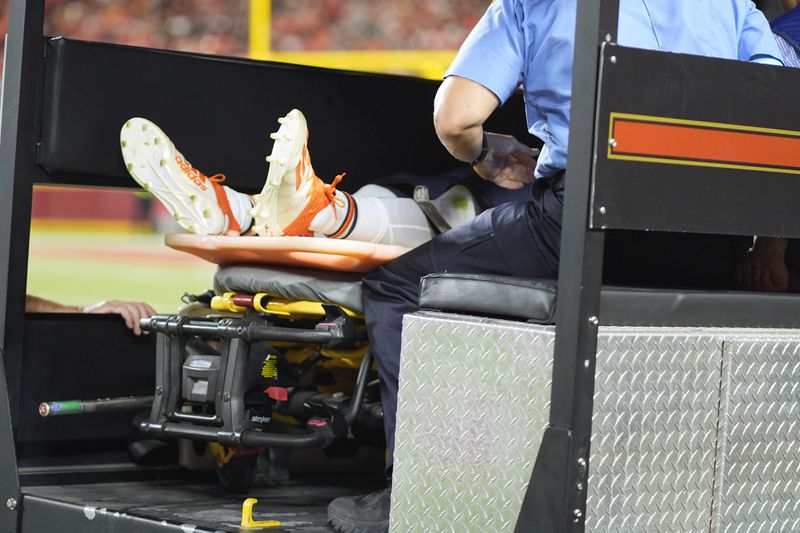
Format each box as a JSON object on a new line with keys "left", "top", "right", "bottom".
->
{"left": 214, "top": 264, "right": 364, "bottom": 313}
{"left": 166, "top": 234, "right": 410, "bottom": 273}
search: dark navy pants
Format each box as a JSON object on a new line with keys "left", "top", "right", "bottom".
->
{"left": 361, "top": 174, "right": 565, "bottom": 474}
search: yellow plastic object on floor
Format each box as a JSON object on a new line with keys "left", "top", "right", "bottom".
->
{"left": 241, "top": 498, "right": 281, "bottom": 528}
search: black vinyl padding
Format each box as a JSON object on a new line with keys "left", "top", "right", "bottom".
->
{"left": 420, "top": 274, "right": 558, "bottom": 324}
{"left": 39, "top": 38, "right": 533, "bottom": 192}
{"left": 419, "top": 273, "right": 800, "bottom": 328}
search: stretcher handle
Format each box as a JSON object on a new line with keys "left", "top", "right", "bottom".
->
{"left": 141, "top": 420, "right": 327, "bottom": 449}
{"left": 39, "top": 396, "right": 153, "bottom": 417}
{"left": 142, "top": 315, "right": 337, "bottom": 344}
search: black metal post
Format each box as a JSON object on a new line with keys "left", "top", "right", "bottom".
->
{"left": 0, "top": 0, "right": 49, "bottom": 527}
{"left": 0, "top": 352, "right": 19, "bottom": 532}
{"left": 515, "top": 1, "right": 619, "bottom": 531}
{"left": 1, "top": 0, "right": 47, "bottom": 425}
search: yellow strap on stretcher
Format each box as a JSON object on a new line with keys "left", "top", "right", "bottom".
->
{"left": 254, "top": 294, "right": 363, "bottom": 319}
{"left": 211, "top": 292, "right": 363, "bottom": 319}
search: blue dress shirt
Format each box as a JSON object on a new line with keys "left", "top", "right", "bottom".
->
{"left": 446, "top": 0, "right": 784, "bottom": 179}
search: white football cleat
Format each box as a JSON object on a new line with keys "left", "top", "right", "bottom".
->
{"left": 251, "top": 109, "right": 345, "bottom": 237}
{"left": 120, "top": 118, "right": 242, "bottom": 235}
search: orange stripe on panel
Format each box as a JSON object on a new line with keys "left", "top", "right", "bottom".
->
{"left": 610, "top": 118, "right": 800, "bottom": 171}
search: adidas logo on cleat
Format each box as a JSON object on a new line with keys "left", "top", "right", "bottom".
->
{"left": 175, "top": 154, "right": 207, "bottom": 191}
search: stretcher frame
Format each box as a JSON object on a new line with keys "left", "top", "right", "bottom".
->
{"left": 2, "top": 0, "right": 799, "bottom": 531}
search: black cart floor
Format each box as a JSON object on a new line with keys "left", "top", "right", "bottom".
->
{"left": 24, "top": 475, "right": 385, "bottom": 532}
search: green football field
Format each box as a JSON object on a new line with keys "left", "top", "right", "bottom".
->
{"left": 27, "top": 229, "right": 217, "bottom": 313}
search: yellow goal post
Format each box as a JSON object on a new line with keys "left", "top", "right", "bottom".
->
{"left": 248, "top": 0, "right": 458, "bottom": 80}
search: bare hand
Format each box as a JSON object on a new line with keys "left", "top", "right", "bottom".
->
{"left": 472, "top": 133, "right": 538, "bottom": 189}
{"left": 83, "top": 300, "right": 157, "bottom": 335}
{"left": 736, "top": 247, "right": 789, "bottom": 292}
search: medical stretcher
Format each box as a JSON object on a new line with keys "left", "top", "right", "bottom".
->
{"left": 137, "top": 239, "right": 407, "bottom": 492}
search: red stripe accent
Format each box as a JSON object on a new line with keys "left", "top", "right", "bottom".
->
{"left": 232, "top": 295, "right": 254, "bottom": 308}
{"left": 612, "top": 120, "right": 800, "bottom": 169}
{"left": 232, "top": 447, "right": 264, "bottom": 456}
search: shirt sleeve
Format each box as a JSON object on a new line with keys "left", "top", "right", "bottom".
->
{"left": 740, "top": 0, "right": 785, "bottom": 65}
{"left": 444, "top": 0, "right": 526, "bottom": 104}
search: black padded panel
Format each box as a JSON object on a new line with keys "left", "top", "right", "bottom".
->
{"left": 16, "top": 313, "right": 156, "bottom": 446}
{"left": 599, "top": 286, "right": 800, "bottom": 328}
{"left": 39, "top": 38, "right": 533, "bottom": 193}
{"left": 592, "top": 44, "right": 800, "bottom": 239}
{"left": 420, "top": 273, "right": 557, "bottom": 324}
{"left": 419, "top": 273, "right": 800, "bottom": 328}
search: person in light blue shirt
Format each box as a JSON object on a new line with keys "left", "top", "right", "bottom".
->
{"left": 328, "top": 3, "right": 783, "bottom": 531}
{"left": 444, "top": 0, "right": 783, "bottom": 181}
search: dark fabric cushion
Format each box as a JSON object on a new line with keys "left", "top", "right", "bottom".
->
{"left": 419, "top": 274, "right": 557, "bottom": 324}
{"left": 419, "top": 273, "right": 800, "bottom": 328}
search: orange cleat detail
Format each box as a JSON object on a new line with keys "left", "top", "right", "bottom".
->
{"left": 251, "top": 109, "right": 348, "bottom": 237}
{"left": 281, "top": 173, "right": 346, "bottom": 237}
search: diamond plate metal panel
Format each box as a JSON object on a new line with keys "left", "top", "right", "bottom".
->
{"left": 389, "top": 314, "right": 800, "bottom": 532}
{"left": 389, "top": 312, "right": 553, "bottom": 533}
{"left": 589, "top": 329, "right": 723, "bottom": 532}
{"left": 714, "top": 335, "right": 800, "bottom": 533}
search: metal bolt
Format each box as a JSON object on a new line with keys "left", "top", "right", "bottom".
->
{"left": 599, "top": 206, "right": 607, "bottom": 215}
{"left": 155, "top": 386, "right": 163, "bottom": 396}
{"left": 604, "top": 33, "right": 612, "bottom": 42}
{"left": 577, "top": 457, "right": 587, "bottom": 467}
{"left": 577, "top": 482, "right": 585, "bottom": 491}
{"left": 6, "top": 498, "right": 16, "bottom": 510}
{"left": 223, "top": 393, "right": 231, "bottom": 402}
{"left": 584, "top": 359, "right": 591, "bottom": 369}
{"left": 609, "top": 138, "right": 618, "bottom": 148}
{"left": 573, "top": 509, "right": 583, "bottom": 518}
{"left": 610, "top": 55, "right": 617, "bottom": 64}
{"left": 589, "top": 316, "right": 599, "bottom": 326}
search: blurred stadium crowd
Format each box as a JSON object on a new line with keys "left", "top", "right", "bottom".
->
{"left": 271, "top": 0, "right": 485, "bottom": 50}
{"left": 0, "top": 0, "right": 490, "bottom": 75}
{"left": 0, "top": 0, "right": 786, "bottom": 75}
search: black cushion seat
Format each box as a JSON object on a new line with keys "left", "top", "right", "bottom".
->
{"left": 419, "top": 273, "right": 800, "bottom": 328}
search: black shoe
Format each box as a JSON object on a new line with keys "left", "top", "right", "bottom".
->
{"left": 328, "top": 487, "right": 390, "bottom": 533}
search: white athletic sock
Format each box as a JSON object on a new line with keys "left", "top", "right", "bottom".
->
{"left": 349, "top": 196, "right": 433, "bottom": 247}
{"left": 223, "top": 186, "right": 254, "bottom": 234}
{"left": 308, "top": 184, "right": 397, "bottom": 237}
{"left": 308, "top": 191, "right": 355, "bottom": 237}
{"left": 308, "top": 188, "right": 429, "bottom": 247}
{"left": 307, "top": 184, "right": 478, "bottom": 248}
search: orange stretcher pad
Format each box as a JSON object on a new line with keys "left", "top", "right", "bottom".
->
{"left": 166, "top": 234, "right": 411, "bottom": 273}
